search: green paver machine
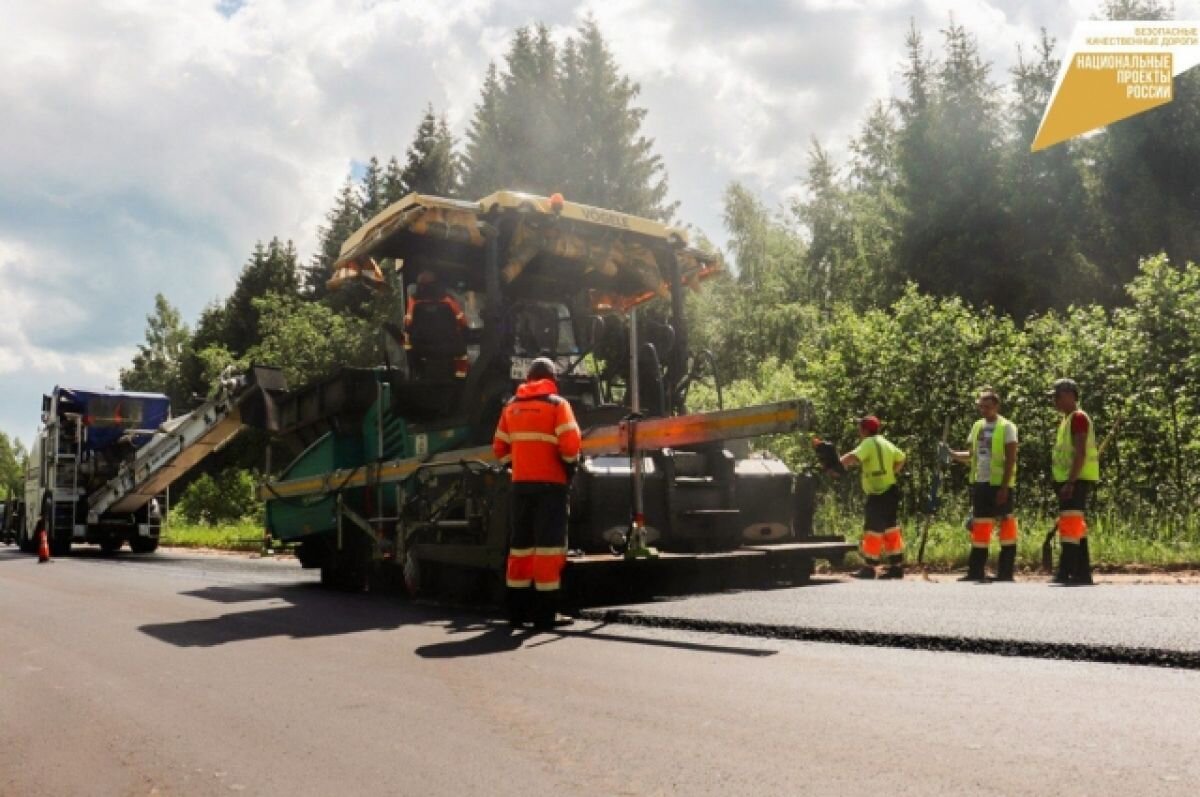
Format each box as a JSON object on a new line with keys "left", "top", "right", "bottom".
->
{"left": 259, "top": 191, "right": 852, "bottom": 601}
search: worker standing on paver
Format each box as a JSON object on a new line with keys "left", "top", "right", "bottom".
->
{"left": 945, "top": 388, "right": 1019, "bottom": 582}
{"left": 835, "top": 415, "right": 907, "bottom": 580}
{"left": 1049, "top": 378, "right": 1097, "bottom": 586}
{"left": 404, "top": 270, "right": 470, "bottom": 378}
{"left": 492, "top": 357, "right": 582, "bottom": 627}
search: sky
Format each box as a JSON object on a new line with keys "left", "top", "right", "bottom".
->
{"left": 1, "top": 0, "right": 1197, "bottom": 442}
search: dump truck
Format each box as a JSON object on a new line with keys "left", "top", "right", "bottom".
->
{"left": 16, "top": 367, "right": 284, "bottom": 556}
{"left": 259, "top": 191, "right": 851, "bottom": 601}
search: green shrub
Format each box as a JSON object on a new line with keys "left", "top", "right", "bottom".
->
{"left": 174, "top": 469, "right": 260, "bottom": 525}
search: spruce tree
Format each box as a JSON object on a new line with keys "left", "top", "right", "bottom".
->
{"left": 223, "top": 238, "right": 300, "bottom": 356}
{"left": 359, "top": 156, "right": 386, "bottom": 221}
{"left": 561, "top": 17, "right": 672, "bottom": 218}
{"left": 849, "top": 101, "right": 899, "bottom": 195}
{"left": 461, "top": 63, "right": 505, "bottom": 199}
{"left": 893, "top": 24, "right": 938, "bottom": 298}
{"left": 1003, "top": 31, "right": 1100, "bottom": 310}
{"left": 119, "top": 293, "right": 192, "bottom": 405}
{"left": 893, "top": 19, "right": 1014, "bottom": 311}
{"left": 383, "top": 156, "right": 407, "bottom": 205}
{"left": 796, "top": 140, "right": 849, "bottom": 309}
{"left": 460, "top": 20, "right": 673, "bottom": 219}
{"left": 304, "top": 179, "right": 361, "bottom": 298}
{"left": 399, "top": 105, "right": 460, "bottom": 196}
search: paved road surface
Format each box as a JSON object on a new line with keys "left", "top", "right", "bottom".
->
{"left": 2, "top": 547, "right": 1199, "bottom": 796}
{"left": 586, "top": 576, "right": 1200, "bottom": 660}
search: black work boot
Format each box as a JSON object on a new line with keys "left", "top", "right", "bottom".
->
{"left": 852, "top": 563, "right": 877, "bottom": 579}
{"left": 995, "top": 546, "right": 1017, "bottom": 582}
{"left": 532, "top": 590, "right": 565, "bottom": 630}
{"left": 1073, "top": 537, "right": 1094, "bottom": 586}
{"left": 507, "top": 587, "right": 531, "bottom": 628}
{"left": 1052, "top": 544, "right": 1076, "bottom": 585}
{"left": 958, "top": 548, "right": 989, "bottom": 582}
{"left": 879, "top": 554, "right": 904, "bottom": 580}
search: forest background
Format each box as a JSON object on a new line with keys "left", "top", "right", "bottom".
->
{"left": 3, "top": 1, "right": 1198, "bottom": 565}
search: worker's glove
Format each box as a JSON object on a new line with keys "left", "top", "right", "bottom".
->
{"left": 564, "top": 462, "right": 578, "bottom": 483}
{"left": 812, "top": 438, "right": 845, "bottom": 475}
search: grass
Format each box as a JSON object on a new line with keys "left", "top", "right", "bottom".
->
{"left": 161, "top": 501, "right": 1200, "bottom": 570}
{"left": 816, "top": 497, "right": 1200, "bottom": 571}
{"left": 159, "top": 520, "right": 270, "bottom": 552}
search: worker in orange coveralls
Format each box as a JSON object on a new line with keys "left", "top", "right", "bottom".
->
{"left": 492, "top": 357, "right": 582, "bottom": 628}
{"left": 404, "top": 270, "right": 469, "bottom": 378}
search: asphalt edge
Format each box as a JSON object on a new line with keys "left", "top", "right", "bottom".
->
{"left": 579, "top": 609, "right": 1200, "bottom": 670}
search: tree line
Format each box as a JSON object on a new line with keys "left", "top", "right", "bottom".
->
{"left": 685, "top": 0, "right": 1200, "bottom": 525}
{"left": 690, "top": 255, "right": 1200, "bottom": 525}
{"left": 28, "top": 2, "right": 1200, "bottom": 527}
{"left": 779, "top": 0, "right": 1198, "bottom": 318}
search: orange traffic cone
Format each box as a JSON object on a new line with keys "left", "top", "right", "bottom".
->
{"left": 37, "top": 527, "right": 51, "bottom": 563}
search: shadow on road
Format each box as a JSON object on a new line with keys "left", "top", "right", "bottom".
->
{"left": 139, "top": 582, "right": 442, "bottom": 647}
{"left": 414, "top": 616, "right": 777, "bottom": 659}
{"left": 139, "top": 579, "right": 777, "bottom": 658}
{"left": 178, "top": 584, "right": 311, "bottom": 603}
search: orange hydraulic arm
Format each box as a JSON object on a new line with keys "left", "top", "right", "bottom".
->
{"left": 259, "top": 400, "right": 811, "bottom": 501}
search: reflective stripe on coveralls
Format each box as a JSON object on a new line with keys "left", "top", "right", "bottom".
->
{"left": 506, "top": 547, "right": 535, "bottom": 588}
{"left": 861, "top": 531, "right": 884, "bottom": 562}
{"left": 971, "top": 516, "right": 1019, "bottom": 548}
{"left": 882, "top": 527, "right": 904, "bottom": 555}
{"left": 1058, "top": 511, "right": 1087, "bottom": 544}
{"left": 491, "top": 380, "right": 582, "bottom": 484}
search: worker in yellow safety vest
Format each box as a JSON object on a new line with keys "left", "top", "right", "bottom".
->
{"left": 837, "top": 415, "right": 907, "bottom": 579}
{"left": 1049, "top": 378, "right": 1098, "bottom": 585}
{"left": 946, "top": 387, "right": 1019, "bottom": 582}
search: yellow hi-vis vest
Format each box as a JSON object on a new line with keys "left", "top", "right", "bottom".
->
{"left": 967, "top": 415, "right": 1017, "bottom": 487}
{"left": 1052, "top": 410, "right": 1099, "bottom": 482}
{"left": 852, "top": 435, "right": 904, "bottom": 495}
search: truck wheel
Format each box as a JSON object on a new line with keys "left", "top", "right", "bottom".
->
{"left": 50, "top": 537, "right": 72, "bottom": 557}
{"left": 129, "top": 537, "right": 159, "bottom": 554}
{"left": 100, "top": 539, "right": 124, "bottom": 555}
